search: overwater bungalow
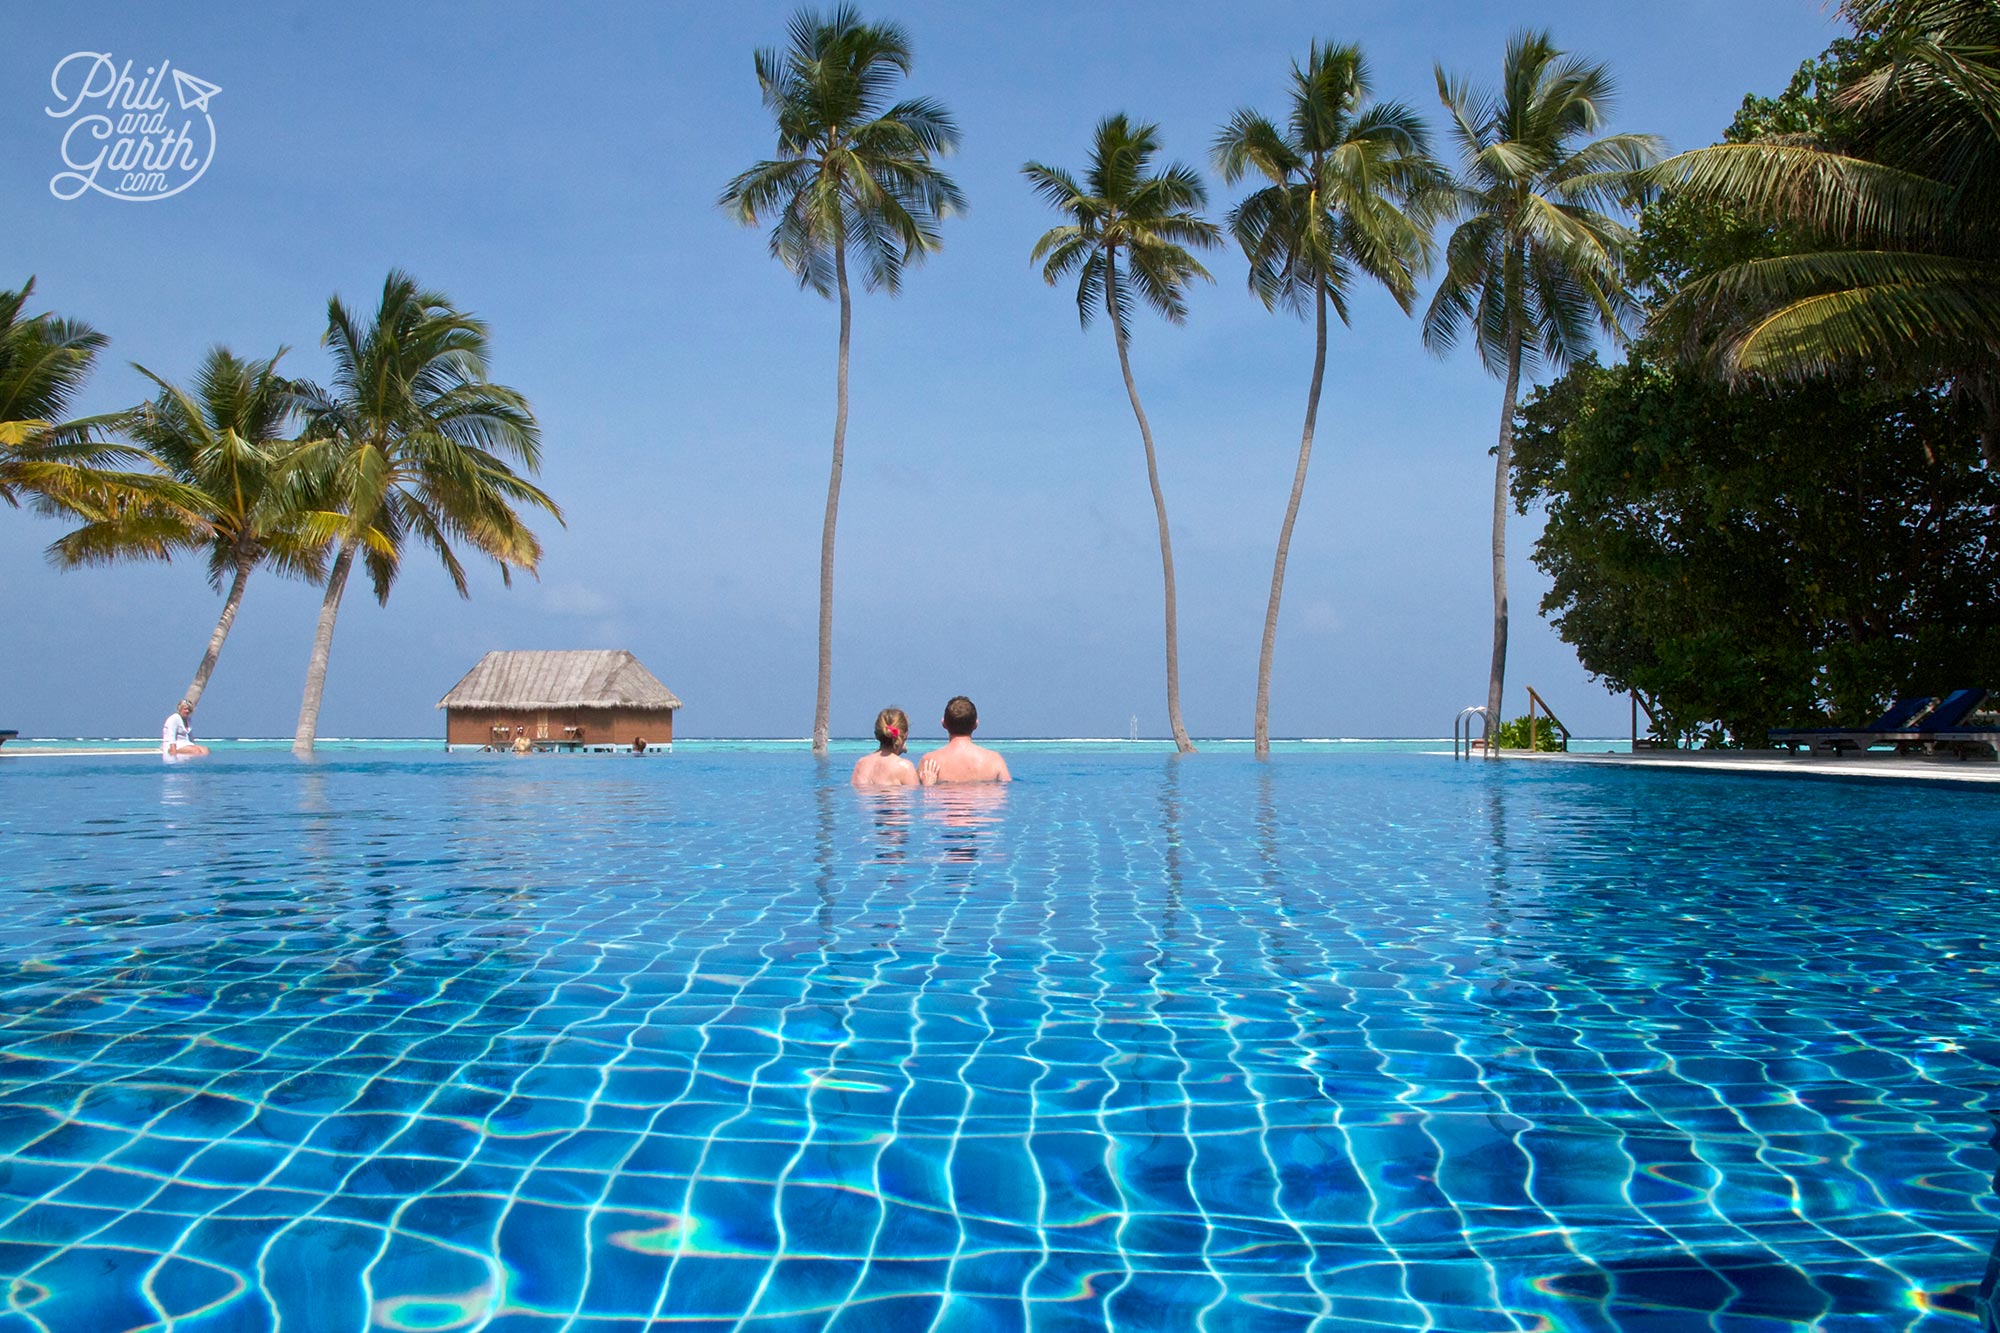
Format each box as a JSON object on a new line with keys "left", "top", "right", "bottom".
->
{"left": 438, "top": 649, "right": 682, "bottom": 751}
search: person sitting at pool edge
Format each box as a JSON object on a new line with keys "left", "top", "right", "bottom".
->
{"left": 161, "top": 700, "right": 210, "bottom": 760}
{"left": 919, "top": 696, "right": 1010, "bottom": 785}
{"left": 852, "top": 706, "right": 918, "bottom": 787}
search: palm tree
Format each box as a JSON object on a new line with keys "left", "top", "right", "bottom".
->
{"left": 1025, "top": 115, "right": 1220, "bottom": 755}
{"left": 1424, "top": 33, "right": 1662, "bottom": 751}
{"left": 289, "top": 271, "right": 560, "bottom": 755}
{"left": 48, "top": 347, "right": 326, "bottom": 711}
{"left": 1650, "top": 0, "right": 2000, "bottom": 467}
{"left": 720, "top": 5, "right": 964, "bottom": 757}
{"left": 0, "top": 278, "right": 174, "bottom": 518}
{"left": 1216, "top": 42, "right": 1447, "bottom": 756}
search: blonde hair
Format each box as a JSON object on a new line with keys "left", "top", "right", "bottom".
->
{"left": 874, "top": 707, "right": 910, "bottom": 755}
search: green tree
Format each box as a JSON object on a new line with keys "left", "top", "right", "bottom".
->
{"left": 1215, "top": 42, "right": 1446, "bottom": 755}
{"left": 1515, "top": 355, "right": 2000, "bottom": 744}
{"left": 720, "top": 5, "right": 964, "bottom": 757}
{"left": 1518, "top": 20, "right": 2000, "bottom": 745}
{"left": 289, "top": 271, "right": 559, "bottom": 755}
{"left": 1424, "top": 32, "right": 1663, "bottom": 751}
{"left": 1025, "top": 114, "right": 1220, "bottom": 754}
{"left": 1651, "top": 0, "right": 2000, "bottom": 464}
{"left": 0, "top": 278, "right": 177, "bottom": 519}
{"left": 48, "top": 348, "right": 326, "bottom": 711}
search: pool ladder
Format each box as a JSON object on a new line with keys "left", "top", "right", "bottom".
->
{"left": 1453, "top": 706, "right": 1489, "bottom": 760}
{"left": 1454, "top": 690, "right": 1573, "bottom": 759}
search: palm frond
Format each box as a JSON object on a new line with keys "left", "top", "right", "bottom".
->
{"left": 1026, "top": 116, "right": 1216, "bottom": 343}
{"left": 726, "top": 8, "right": 960, "bottom": 307}
{"left": 1648, "top": 142, "right": 1958, "bottom": 246}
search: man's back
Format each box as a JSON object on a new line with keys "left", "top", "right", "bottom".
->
{"left": 919, "top": 736, "right": 1010, "bottom": 785}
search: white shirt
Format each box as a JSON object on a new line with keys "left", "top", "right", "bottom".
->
{"left": 162, "top": 711, "right": 192, "bottom": 756}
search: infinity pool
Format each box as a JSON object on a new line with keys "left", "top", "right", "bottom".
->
{"left": 0, "top": 749, "right": 1994, "bottom": 1331}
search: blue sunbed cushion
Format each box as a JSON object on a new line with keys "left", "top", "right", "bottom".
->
{"left": 1867, "top": 696, "right": 1940, "bottom": 731}
{"left": 1919, "top": 689, "right": 1988, "bottom": 732}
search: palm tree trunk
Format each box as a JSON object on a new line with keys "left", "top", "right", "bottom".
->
{"left": 1254, "top": 284, "right": 1329, "bottom": 757}
{"left": 813, "top": 246, "right": 851, "bottom": 758}
{"left": 183, "top": 549, "right": 254, "bottom": 711}
{"left": 1484, "top": 322, "right": 1525, "bottom": 755}
{"left": 293, "top": 535, "right": 357, "bottom": 756}
{"left": 1107, "top": 256, "right": 1195, "bottom": 755}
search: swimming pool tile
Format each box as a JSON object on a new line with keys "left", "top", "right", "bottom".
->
{"left": 0, "top": 751, "right": 1993, "bottom": 1330}
{"left": 251, "top": 1217, "right": 380, "bottom": 1333}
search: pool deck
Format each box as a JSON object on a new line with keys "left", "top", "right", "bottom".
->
{"left": 1500, "top": 746, "right": 2000, "bottom": 786}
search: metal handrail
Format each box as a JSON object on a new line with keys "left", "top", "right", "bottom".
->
{"left": 1453, "top": 706, "right": 1489, "bottom": 760}
{"left": 1525, "top": 687, "right": 1572, "bottom": 753}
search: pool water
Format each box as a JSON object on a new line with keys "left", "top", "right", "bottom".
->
{"left": 0, "top": 749, "right": 1994, "bottom": 1332}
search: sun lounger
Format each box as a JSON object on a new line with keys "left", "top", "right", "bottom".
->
{"left": 1879, "top": 688, "right": 1996, "bottom": 759}
{"left": 1768, "top": 695, "right": 1936, "bottom": 754}
{"left": 1917, "top": 727, "right": 2000, "bottom": 759}
{"left": 1772, "top": 688, "right": 1993, "bottom": 757}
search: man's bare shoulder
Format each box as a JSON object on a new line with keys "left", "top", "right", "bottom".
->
{"left": 968, "top": 741, "right": 1010, "bottom": 781}
{"left": 921, "top": 742, "right": 1010, "bottom": 784}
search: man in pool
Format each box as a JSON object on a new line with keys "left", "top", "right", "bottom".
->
{"left": 161, "top": 700, "right": 209, "bottom": 760}
{"left": 918, "top": 696, "right": 1010, "bottom": 785}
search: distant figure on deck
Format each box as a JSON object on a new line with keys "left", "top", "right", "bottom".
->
{"left": 632, "top": 736, "right": 648, "bottom": 755}
{"left": 919, "top": 696, "right": 1010, "bottom": 785}
{"left": 852, "top": 707, "right": 918, "bottom": 787}
{"left": 511, "top": 727, "right": 534, "bottom": 755}
{"left": 161, "top": 701, "right": 209, "bottom": 760}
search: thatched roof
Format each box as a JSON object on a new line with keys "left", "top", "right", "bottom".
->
{"left": 436, "top": 650, "right": 682, "bottom": 711}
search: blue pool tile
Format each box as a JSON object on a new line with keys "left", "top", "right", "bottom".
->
{"left": 0, "top": 750, "right": 1994, "bottom": 1330}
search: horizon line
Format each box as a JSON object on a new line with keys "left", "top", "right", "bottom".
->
{"left": 9, "top": 734, "right": 1625, "bottom": 745}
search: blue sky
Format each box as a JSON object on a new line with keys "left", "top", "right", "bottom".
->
{"left": 0, "top": 1, "right": 1841, "bottom": 741}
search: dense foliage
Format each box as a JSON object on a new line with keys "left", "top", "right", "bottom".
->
{"left": 1516, "top": 358, "right": 2000, "bottom": 745}
{"left": 1653, "top": 0, "right": 2000, "bottom": 462}
{"left": 1516, "top": 20, "right": 2000, "bottom": 746}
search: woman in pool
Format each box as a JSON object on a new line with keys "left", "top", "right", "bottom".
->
{"left": 851, "top": 707, "right": 918, "bottom": 787}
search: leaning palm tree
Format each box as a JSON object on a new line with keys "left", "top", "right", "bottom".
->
{"left": 1216, "top": 42, "right": 1447, "bottom": 756}
{"left": 0, "top": 278, "right": 176, "bottom": 518}
{"left": 1025, "top": 115, "right": 1220, "bottom": 755}
{"left": 48, "top": 347, "right": 326, "bottom": 710}
{"left": 720, "top": 5, "right": 964, "bottom": 757}
{"left": 1649, "top": 0, "right": 2000, "bottom": 466}
{"left": 1424, "top": 33, "right": 1662, "bottom": 751}
{"left": 289, "top": 271, "right": 560, "bottom": 755}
